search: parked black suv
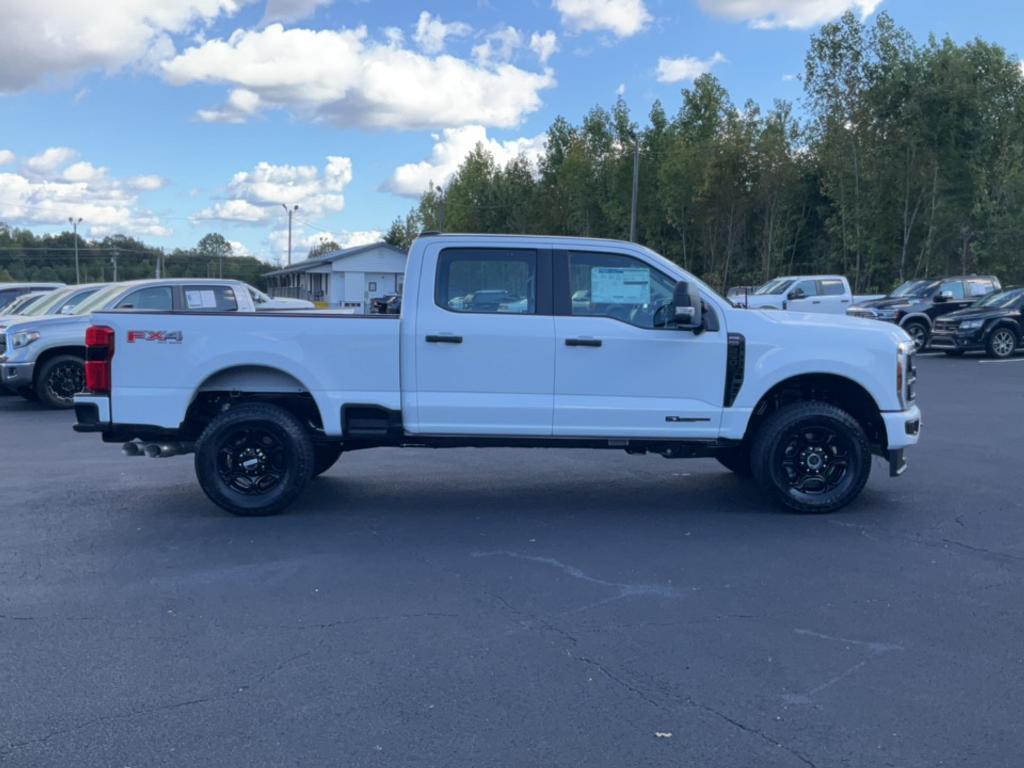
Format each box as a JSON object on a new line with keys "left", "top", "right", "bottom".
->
{"left": 846, "top": 275, "right": 1001, "bottom": 349}
{"left": 930, "top": 287, "right": 1023, "bottom": 358}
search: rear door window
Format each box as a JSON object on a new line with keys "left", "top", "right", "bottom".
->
{"left": 818, "top": 279, "right": 846, "bottom": 296}
{"left": 436, "top": 249, "right": 537, "bottom": 314}
{"left": 182, "top": 285, "right": 239, "bottom": 311}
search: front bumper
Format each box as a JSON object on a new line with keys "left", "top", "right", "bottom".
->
{"left": 930, "top": 329, "right": 984, "bottom": 351}
{"left": 0, "top": 361, "right": 35, "bottom": 389}
{"left": 882, "top": 404, "right": 921, "bottom": 451}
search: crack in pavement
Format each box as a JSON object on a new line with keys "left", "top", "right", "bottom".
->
{"left": 472, "top": 550, "right": 685, "bottom": 599}
{"left": 1, "top": 650, "right": 314, "bottom": 755}
{"left": 782, "top": 629, "right": 904, "bottom": 706}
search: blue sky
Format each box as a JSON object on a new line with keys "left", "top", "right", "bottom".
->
{"left": 1, "top": 0, "right": 1022, "bottom": 263}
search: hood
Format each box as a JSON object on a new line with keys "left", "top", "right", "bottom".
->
{"left": 1, "top": 313, "right": 89, "bottom": 335}
{"left": 942, "top": 306, "right": 1014, "bottom": 322}
{"left": 749, "top": 307, "right": 910, "bottom": 339}
{"left": 851, "top": 296, "right": 920, "bottom": 310}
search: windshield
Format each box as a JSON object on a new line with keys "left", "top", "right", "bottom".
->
{"left": 973, "top": 288, "right": 1024, "bottom": 308}
{"left": 754, "top": 278, "right": 795, "bottom": 295}
{"left": 890, "top": 279, "right": 937, "bottom": 298}
{"left": 72, "top": 284, "right": 129, "bottom": 314}
{"left": 21, "top": 287, "right": 77, "bottom": 316}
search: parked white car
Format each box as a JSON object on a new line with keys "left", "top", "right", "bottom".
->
{"left": 0, "top": 282, "right": 64, "bottom": 310}
{"left": 73, "top": 234, "right": 921, "bottom": 517}
{"left": 248, "top": 287, "right": 315, "bottom": 311}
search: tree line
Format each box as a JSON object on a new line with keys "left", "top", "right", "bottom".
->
{"left": 0, "top": 227, "right": 271, "bottom": 288}
{"left": 386, "top": 12, "right": 1024, "bottom": 293}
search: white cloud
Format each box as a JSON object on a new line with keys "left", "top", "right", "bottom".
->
{"left": 616, "top": 82, "right": 626, "bottom": 96}
{"left": 413, "top": 11, "right": 471, "bottom": 54}
{"left": 163, "top": 23, "right": 555, "bottom": 130}
{"left": 0, "top": 150, "right": 16, "bottom": 166}
{"left": 197, "top": 87, "right": 263, "bottom": 123}
{"left": 782, "top": 73, "right": 798, "bottom": 82}
{"left": 268, "top": 228, "right": 383, "bottom": 261}
{"left": 26, "top": 147, "right": 79, "bottom": 175}
{"left": 656, "top": 52, "right": 727, "bottom": 83}
{"left": 261, "top": 0, "right": 330, "bottom": 24}
{"left": 529, "top": 31, "right": 559, "bottom": 64}
{"left": 473, "top": 27, "right": 524, "bottom": 64}
{"left": 0, "top": 0, "right": 251, "bottom": 93}
{"left": 127, "top": 175, "right": 167, "bottom": 191}
{"left": 228, "top": 239, "right": 252, "bottom": 257}
{"left": 553, "top": 0, "right": 652, "bottom": 38}
{"left": 194, "top": 156, "right": 353, "bottom": 224}
{"left": 697, "top": 0, "right": 881, "bottom": 30}
{"left": 385, "top": 125, "right": 546, "bottom": 198}
{"left": 0, "top": 147, "right": 168, "bottom": 237}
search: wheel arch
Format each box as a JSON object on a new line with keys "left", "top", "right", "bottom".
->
{"left": 32, "top": 345, "right": 86, "bottom": 384}
{"left": 899, "top": 313, "right": 932, "bottom": 330}
{"left": 181, "top": 364, "right": 325, "bottom": 441}
{"left": 743, "top": 372, "right": 887, "bottom": 452}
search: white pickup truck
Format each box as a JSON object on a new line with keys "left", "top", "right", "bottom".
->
{"left": 73, "top": 234, "right": 921, "bottom": 516}
{"left": 738, "top": 275, "right": 883, "bottom": 313}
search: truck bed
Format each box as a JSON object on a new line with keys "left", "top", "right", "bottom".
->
{"left": 95, "top": 310, "right": 401, "bottom": 436}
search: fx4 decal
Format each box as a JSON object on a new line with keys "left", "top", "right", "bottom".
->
{"left": 127, "top": 330, "right": 183, "bottom": 344}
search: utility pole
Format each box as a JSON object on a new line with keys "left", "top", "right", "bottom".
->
{"left": 68, "top": 216, "right": 83, "bottom": 283}
{"left": 111, "top": 246, "right": 119, "bottom": 282}
{"left": 629, "top": 141, "right": 640, "bottom": 243}
{"left": 281, "top": 203, "right": 299, "bottom": 265}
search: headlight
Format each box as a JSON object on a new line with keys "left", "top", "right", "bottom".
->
{"left": 10, "top": 330, "right": 41, "bottom": 349}
{"left": 959, "top": 319, "right": 984, "bottom": 330}
{"left": 897, "top": 341, "right": 915, "bottom": 408}
{"left": 876, "top": 309, "right": 899, "bottom": 320}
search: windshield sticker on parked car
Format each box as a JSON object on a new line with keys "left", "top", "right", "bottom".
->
{"left": 591, "top": 268, "right": 651, "bottom": 304}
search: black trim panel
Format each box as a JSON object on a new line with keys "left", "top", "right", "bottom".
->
{"left": 724, "top": 333, "right": 745, "bottom": 407}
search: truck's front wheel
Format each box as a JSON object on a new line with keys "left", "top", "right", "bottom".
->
{"left": 750, "top": 401, "right": 871, "bottom": 514}
{"left": 195, "top": 403, "right": 315, "bottom": 516}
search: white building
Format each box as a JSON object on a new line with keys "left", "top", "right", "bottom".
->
{"left": 264, "top": 242, "right": 407, "bottom": 311}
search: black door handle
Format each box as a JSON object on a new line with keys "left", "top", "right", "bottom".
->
{"left": 565, "top": 338, "right": 602, "bottom": 347}
{"left": 426, "top": 335, "right": 463, "bottom": 344}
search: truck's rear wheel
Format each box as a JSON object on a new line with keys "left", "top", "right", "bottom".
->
{"left": 35, "top": 354, "right": 85, "bottom": 409}
{"left": 750, "top": 401, "right": 871, "bottom": 514}
{"left": 312, "top": 444, "right": 343, "bottom": 477}
{"left": 195, "top": 403, "right": 315, "bottom": 516}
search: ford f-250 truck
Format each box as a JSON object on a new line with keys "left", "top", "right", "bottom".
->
{"left": 73, "top": 234, "right": 921, "bottom": 516}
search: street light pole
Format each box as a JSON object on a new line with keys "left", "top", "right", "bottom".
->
{"left": 281, "top": 203, "right": 299, "bottom": 265}
{"left": 68, "top": 217, "right": 83, "bottom": 283}
{"left": 629, "top": 141, "right": 639, "bottom": 243}
{"left": 434, "top": 185, "right": 445, "bottom": 231}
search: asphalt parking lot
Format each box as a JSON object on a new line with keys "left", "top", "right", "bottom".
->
{"left": 2, "top": 354, "right": 1023, "bottom": 768}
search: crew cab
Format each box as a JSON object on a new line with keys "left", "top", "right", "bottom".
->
{"left": 847, "top": 276, "right": 1001, "bottom": 349}
{"left": 739, "top": 275, "right": 865, "bottom": 313}
{"left": 2, "top": 279, "right": 260, "bottom": 408}
{"left": 73, "top": 235, "right": 922, "bottom": 517}
{"left": 930, "top": 287, "right": 1024, "bottom": 358}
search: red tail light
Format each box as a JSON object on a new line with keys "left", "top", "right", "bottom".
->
{"left": 85, "top": 325, "right": 115, "bottom": 394}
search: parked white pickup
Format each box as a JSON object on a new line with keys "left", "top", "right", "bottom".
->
{"left": 73, "top": 235, "right": 921, "bottom": 516}
{"left": 738, "top": 275, "right": 883, "bottom": 313}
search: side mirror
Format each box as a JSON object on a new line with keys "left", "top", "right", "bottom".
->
{"left": 934, "top": 291, "right": 953, "bottom": 303}
{"left": 787, "top": 289, "right": 806, "bottom": 301}
{"left": 671, "top": 280, "right": 703, "bottom": 331}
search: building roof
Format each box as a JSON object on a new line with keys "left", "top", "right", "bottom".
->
{"left": 263, "top": 241, "right": 406, "bottom": 277}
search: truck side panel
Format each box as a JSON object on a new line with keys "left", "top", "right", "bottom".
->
{"left": 96, "top": 311, "right": 401, "bottom": 436}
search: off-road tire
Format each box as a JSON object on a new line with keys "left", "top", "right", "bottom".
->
{"left": 34, "top": 354, "right": 85, "bottom": 409}
{"left": 750, "top": 401, "right": 871, "bottom": 514}
{"left": 194, "top": 402, "right": 315, "bottom": 516}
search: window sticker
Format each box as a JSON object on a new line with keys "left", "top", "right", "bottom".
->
{"left": 591, "top": 267, "right": 651, "bottom": 304}
{"left": 185, "top": 289, "right": 219, "bottom": 309}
